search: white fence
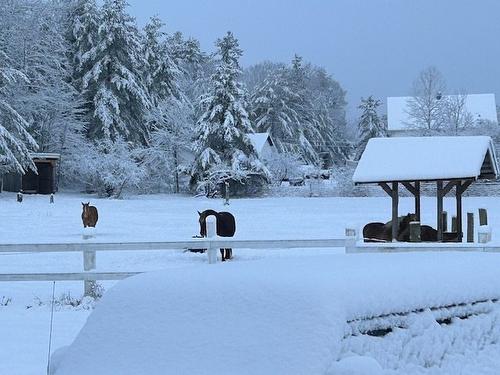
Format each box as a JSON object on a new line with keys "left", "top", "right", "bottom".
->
{"left": 2, "top": 220, "right": 500, "bottom": 294}
{"left": 0, "top": 218, "right": 346, "bottom": 294}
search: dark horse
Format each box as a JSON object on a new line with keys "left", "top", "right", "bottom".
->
{"left": 364, "top": 213, "right": 451, "bottom": 242}
{"left": 198, "top": 209, "right": 236, "bottom": 261}
{"left": 363, "top": 213, "right": 416, "bottom": 242}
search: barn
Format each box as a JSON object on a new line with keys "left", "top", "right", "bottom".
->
{"left": 1, "top": 153, "right": 60, "bottom": 194}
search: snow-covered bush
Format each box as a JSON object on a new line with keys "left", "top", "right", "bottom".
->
{"left": 77, "top": 138, "right": 146, "bottom": 198}
{"left": 265, "top": 152, "right": 304, "bottom": 185}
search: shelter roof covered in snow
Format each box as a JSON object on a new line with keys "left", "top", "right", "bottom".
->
{"left": 387, "top": 93, "right": 498, "bottom": 131}
{"left": 353, "top": 136, "right": 498, "bottom": 184}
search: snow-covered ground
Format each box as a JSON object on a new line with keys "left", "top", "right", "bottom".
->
{"left": 1, "top": 192, "right": 500, "bottom": 374}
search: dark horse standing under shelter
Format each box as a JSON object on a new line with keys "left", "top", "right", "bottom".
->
{"left": 198, "top": 209, "right": 236, "bottom": 261}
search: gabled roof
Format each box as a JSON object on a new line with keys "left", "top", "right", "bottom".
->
{"left": 387, "top": 93, "right": 498, "bottom": 131}
{"left": 247, "top": 133, "right": 273, "bottom": 155}
{"left": 353, "top": 136, "right": 498, "bottom": 184}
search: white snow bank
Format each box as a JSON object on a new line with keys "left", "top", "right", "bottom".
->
{"left": 328, "top": 356, "right": 383, "bottom": 375}
{"left": 53, "top": 252, "right": 500, "bottom": 375}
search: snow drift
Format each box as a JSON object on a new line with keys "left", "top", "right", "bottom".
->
{"left": 52, "top": 252, "right": 500, "bottom": 375}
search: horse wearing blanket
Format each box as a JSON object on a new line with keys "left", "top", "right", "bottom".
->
{"left": 198, "top": 209, "right": 236, "bottom": 261}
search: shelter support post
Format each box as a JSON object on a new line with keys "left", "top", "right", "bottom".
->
{"left": 379, "top": 182, "right": 400, "bottom": 242}
{"left": 437, "top": 181, "right": 443, "bottom": 241}
{"left": 402, "top": 181, "right": 420, "bottom": 221}
{"left": 391, "top": 182, "right": 398, "bottom": 242}
{"left": 415, "top": 182, "right": 420, "bottom": 221}
{"left": 455, "top": 179, "right": 473, "bottom": 242}
{"left": 456, "top": 182, "right": 463, "bottom": 241}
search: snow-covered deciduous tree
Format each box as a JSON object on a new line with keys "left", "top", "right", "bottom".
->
{"left": 265, "top": 152, "right": 303, "bottom": 186}
{"left": 77, "top": 137, "right": 146, "bottom": 198}
{"left": 190, "top": 32, "right": 269, "bottom": 195}
{"left": 140, "top": 98, "right": 194, "bottom": 193}
{"left": 82, "top": 0, "right": 150, "bottom": 142}
{"left": 406, "top": 66, "right": 447, "bottom": 134}
{"left": 442, "top": 92, "right": 474, "bottom": 135}
{"left": 355, "top": 96, "right": 385, "bottom": 160}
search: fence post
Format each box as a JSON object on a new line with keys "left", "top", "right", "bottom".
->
{"left": 345, "top": 227, "right": 356, "bottom": 254}
{"left": 409, "top": 221, "right": 421, "bottom": 242}
{"left": 451, "top": 216, "right": 457, "bottom": 232}
{"left": 206, "top": 216, "right": 217, "bottom": 264}
{"left": 467, "top": 212, "right": 474, "bottom": 243}
{"left": 479, "top": 208, "right": 488, "bottom": 226}
{"left": 442, "top": 211, "right": 448, "bottom": 232}
{"left": 83, "top": 248, "right": 96, "bottom": 296}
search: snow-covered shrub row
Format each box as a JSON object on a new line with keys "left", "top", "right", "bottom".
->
{"left": 342, "top": 308, "right": 500, "bottom": 372}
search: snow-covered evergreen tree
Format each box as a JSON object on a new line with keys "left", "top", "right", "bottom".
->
{"left": 142, "top": 16, "right": 180, "bottom": 106}
{"left": 0, "top": 47, "right": 37, "bottom": 174}
{"left": 0, "top": 1, "right": 37, "bottom": 175}
{"left": 286, "top": 55, "right": 321, "bottom": 164}
{"left": 251, "top": 56, "right": 350, "bottom": 166}
{"left": 306, "top": 67, "right": 349, "bottom": 165}
{"left": 82, "top": 0, "right": 150, "bottom": 142}
{"left": 251, "top": 66, "right": 303, "bottom": 155}
{"left": 190, "top": 31, "right": 269, "bottom": 195}
{"left": 355, "top": 96, "right": 385, "bottom": 160}
{"left": 67, "top": 0, "right": 100, "bottom": 92}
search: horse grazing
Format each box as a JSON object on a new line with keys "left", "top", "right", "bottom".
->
{"left": 81, "top": 202, "right": 98, "bottom": 228}
{"left": 198, "top": 209, "right": 236, "bottom": 261}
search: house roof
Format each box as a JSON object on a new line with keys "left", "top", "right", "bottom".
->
{"left": 30, "top": 152, "right": 61, "bottom": 160}
{"left": 353, "top": 136, "right": 498, "bottom": 184}
{"left": 247, "top": 133, "right": 273, "bottom": 155}
{"left": 387, "top": 93, "right": 498, "bottom": 131}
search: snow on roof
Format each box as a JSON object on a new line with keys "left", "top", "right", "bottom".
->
{"left": 387, "top": 94, "right": 498, "bottom": 131}
{"left": 30, "top": 152, "right": 60, "bottom": 160}
{"left": 52, "top": 253, "right": 500, "bottom": 375}
{"left": 247, "top": 132, "right": 272, "bottom": 155}
{"left": 353, "top": 136, "right": 498, "bottom": 184}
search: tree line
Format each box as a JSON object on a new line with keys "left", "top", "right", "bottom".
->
{"left": 0, "top": 0, "right": 350, "bottom": 197}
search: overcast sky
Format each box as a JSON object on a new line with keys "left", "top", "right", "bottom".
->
{"left": 128, "top": 0, "right": 500, "bottom": 119}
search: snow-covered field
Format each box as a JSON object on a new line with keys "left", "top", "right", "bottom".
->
{"left": 1, "top": 192, "right": 500, "bottom": 374}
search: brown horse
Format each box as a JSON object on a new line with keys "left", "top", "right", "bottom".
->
{"left": 82, "top": 202, "right": 98, "bottom": 228}
{"left": 198, "top": 209, "right": 236, "bottom": 261}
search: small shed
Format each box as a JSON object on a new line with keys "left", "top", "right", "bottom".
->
{"left": 353, "top": 136, "right": 498, "bottom": 241}
{"left": 2, "top": 153, "right": 60, "bottom": 194}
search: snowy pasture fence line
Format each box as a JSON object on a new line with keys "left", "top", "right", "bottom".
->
{"left": 0, "top": 235, "right": 347, "bottom": 294}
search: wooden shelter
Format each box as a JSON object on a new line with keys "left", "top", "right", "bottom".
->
{"left": 2, "top": 153, "right": 60, "bottom": 194}
{"left": 353, "top": 136, "right": 499, "bottom": 242}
